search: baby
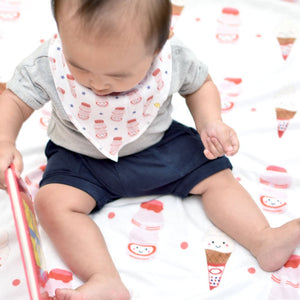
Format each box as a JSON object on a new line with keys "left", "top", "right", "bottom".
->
{"left": 0, "top": 0, "right": 300, "bottom": 299}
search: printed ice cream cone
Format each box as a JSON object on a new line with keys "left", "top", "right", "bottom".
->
{"left": 204, "top": 227, "right": 235, "bottom": 290}
{"left": 205, "top": 249, "right": 232, "bottom": 289}
{"left": 275, "top": 107, "right": 296, "bottom": 138}
{"left": 275, "top": 19, "right": 298, "bottom": 60}
{"left": 170, "top": 0, "right": 187, "bottom": 34}
{"left": 171, "top": 0, "right": 186, "bottom": 15}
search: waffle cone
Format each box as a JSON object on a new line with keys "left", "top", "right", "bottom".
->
{"left": 277, "top": 37, "right": 296, "bottom": 46}
{"left": 276, "top": 107, "right": 296, "bottom": 120}
{"left": 172, "top": 4, "right": 184, "bottom": 15}
{"left": 205, "top": 249, "right": 231, "bottom": 265}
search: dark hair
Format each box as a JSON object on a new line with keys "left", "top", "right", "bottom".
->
{"left": 51, "top": 0, "right": 171, "bottom": 52}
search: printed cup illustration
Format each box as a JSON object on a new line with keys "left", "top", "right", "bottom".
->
{"left": 259, "top": 165, "right": 291, "bottom": 213}
{"left": 128, "top": 199, "right": 164, "bottom": 260}
{"left": 78, "top": 102, "right": 91, "bottom": 120}
{"left": 275, "top": 19, "right": 298, "bottom": 60}
{"left": 204, "top": 227, "right": 235, "bottom": 290}
{"left": 0, "top": 231, "right": 9, "bottom": 268}
{"left": 269, "top": 255, "right": 300, "bottom": 300}
{"left": 109, "top": 137, "right": 123, "bottom": 155}
{"left": 216, "top": 7, "right": 241, "bottom": 43}
{"left": 275, "top": 107, "right": 296, "bottom": 138}
{"left": 94, "top": 119, "right": 108, "bottom": 139}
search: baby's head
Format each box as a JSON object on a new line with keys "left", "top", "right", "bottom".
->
{"left": 50, "top": 0, "right": 172, "bottom": 95}
{"left": 51, "top": 0, "right": 171, "bottom": 54}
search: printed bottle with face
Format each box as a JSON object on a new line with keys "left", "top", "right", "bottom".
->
{"left": 152, "top": 68, "right": 164, "bottom": 90}
{"left": 66, "top": 74, "right": 77, "bottom": 97}
{"left": 216, "top": 7, "right": 241, "bottom": 43}
{"left": 128, "top": 200, "right": 164, "bottom": 260}
{"left": 127, "top": 119, "right": 140, "bottom": 136}
{"left": 111, "top": 107, "right": 125, "bottom": 122}
{"left": 78, "top": 102, "right": 91, "bottom": 120}
{"left": 110, "top": 137, "right": 123, "bottom": 155}
{"left": 143, "top": 95, "right": 154, "bottom": 116}
{"left": 46, "top": 269, "right": 73, "bottom": 296}
{"left": 128, "top": 89, "right": 142, "bottom": 105}
{"left": 94, "top": 119, "right": 107, "bottom": 139}
{"left": 95, "top": 95, "right": 109, "bottom": 107}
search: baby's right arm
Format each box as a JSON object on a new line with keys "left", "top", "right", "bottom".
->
{"left": 0, "top": 89, "right": 34, "bottom": 189}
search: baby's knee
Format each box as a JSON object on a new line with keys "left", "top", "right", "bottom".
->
{"left": 34, "top": 185, "right": 61, "bottom": 225}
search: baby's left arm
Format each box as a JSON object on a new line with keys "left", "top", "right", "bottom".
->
{"left": 185, "top": 74, "right": 239, "bottom": 160}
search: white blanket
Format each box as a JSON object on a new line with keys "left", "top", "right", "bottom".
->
{"left": 1, "top": 0, "right": 300, "bottom": 299}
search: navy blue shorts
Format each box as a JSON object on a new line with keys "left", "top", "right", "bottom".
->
{"left": 40, "top": 121, "right": 232, "bottom": 211}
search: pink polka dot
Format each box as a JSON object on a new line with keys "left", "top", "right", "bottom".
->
{"left": 248, "top": 267, "right": 256, "bottom": 274}
{"left": 108, "top": 212, "right": 115, "bottom": 219}
{"left": 12, "top": 279, "right": 21, "bottom": 286}
{"left": 181, "top": 242, "right": 189, "bottom": 249}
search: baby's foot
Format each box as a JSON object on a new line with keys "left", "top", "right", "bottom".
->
{"left": 252, "top": 219, "right": 300, "bottom": 272}
{"left": 54, "top": 274, "right": 131, "bottom": 300}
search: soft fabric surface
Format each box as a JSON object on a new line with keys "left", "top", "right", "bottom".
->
{"left": 1, "top": 0, "right": 300, "bottom": 299}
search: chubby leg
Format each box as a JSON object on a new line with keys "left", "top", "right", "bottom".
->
{"left": 190, "top": 169, "right": 300, "bottom": 272}
{"left": 35, "top": 183, "right": 130, "bottom": 300}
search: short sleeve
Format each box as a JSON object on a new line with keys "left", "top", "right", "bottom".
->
{"left": 7, "top": 41, "right": 53, "bottom": 110}
{"left": 170, "top": 38, "right": 208, "bottom": 97}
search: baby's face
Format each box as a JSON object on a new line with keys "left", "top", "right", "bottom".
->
{"left": 57, "top": 11, "right": 156, "bottom": 96}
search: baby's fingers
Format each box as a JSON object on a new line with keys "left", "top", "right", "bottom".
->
{"left": 203, "top": 137, "right": 225, "bottom": 159}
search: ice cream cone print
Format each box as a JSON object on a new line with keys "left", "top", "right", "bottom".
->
{"left": 170, "top": 0, "right": 186, "bottom": 34}
{"left": 205, "top": 249, "right": 232, "bottom": 289}
{"left": 275, "top": 19, "right": 298, "bottom": 60}
{"left": 275, "top": 107, "right": 296, "bottom": 138}
{"left": 204, "top": 227, "right": 235, "bottom": 290}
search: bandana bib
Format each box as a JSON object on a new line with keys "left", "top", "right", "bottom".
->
{"left": 48, "top": 34, "right": 172, "bottom": 161}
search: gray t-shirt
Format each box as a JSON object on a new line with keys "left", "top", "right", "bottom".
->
{"left": 7, "top": 37, "right": 208, "bottom": 159}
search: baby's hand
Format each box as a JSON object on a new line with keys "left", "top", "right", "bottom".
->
{"left": 200, "top": 120, "right": 239, "bottom": 160}
{"left": 0, "top": 141, "right": 23, "bottom": 190}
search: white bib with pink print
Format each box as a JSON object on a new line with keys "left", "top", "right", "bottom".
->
{"left": 48, "top": 34, "right": 172, "bottom": 161}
